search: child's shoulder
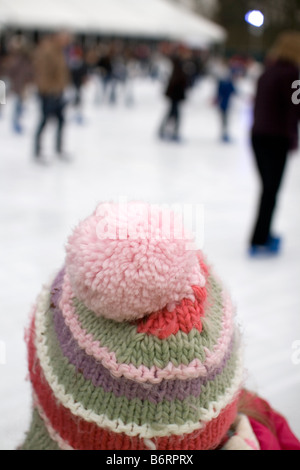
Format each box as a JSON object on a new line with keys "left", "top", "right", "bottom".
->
{"left": 242, "top": 391, "right": 300, "bottom": 451}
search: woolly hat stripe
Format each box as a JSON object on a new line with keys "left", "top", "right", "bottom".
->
{"left": 52, "top": 292, "right": 237, "bottom": 404}
{"left": 52, "top": 269, "right": 228, "bottom": 370}
{"left": 136, "top": 284, "right": 207, "bottom": 339}
{"left": 67, "top": 271, "right": 223, "bottom": 368}
{"left": 73, "top": 294, "right": 212, "bottom": 366}
{"left": 21, "top": 409, "right": 62, "bottom": 451}
{"left": 43, "top": 299, "right": 240, "bottom": 424}
{"left": 32, "top": 287, "right": 244, "bottom": 438}
{"left": 28, "top": 319, "right": 239, "bottom": 450}
{"left": 30, "top": 395, "right": 238, "bottom": 451}
{"left": 33, "top": 393, "right": 74, "bottom": 450}
{"left": 59, "top": 275, "right": 235, "bottom": 382}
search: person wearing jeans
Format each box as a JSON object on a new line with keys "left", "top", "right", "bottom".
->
{"left": 35, "top": 94, "right": 66, "bottom": 157}
{"left": 33, "top": 32, "right": 71, "bottom": 161}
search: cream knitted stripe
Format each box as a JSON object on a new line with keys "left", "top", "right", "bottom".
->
{"left": 59, "top": 275, "right": 234, "bottom": 383}
{"left": 33, "top": 391, "right": 74, "bottom": 450}
{"left": 34, "top": 287, "right": 244, "bottom": 438}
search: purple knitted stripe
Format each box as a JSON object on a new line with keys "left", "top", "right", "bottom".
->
{"left": 49, "top": 270, "right": 234, "bottom": 404}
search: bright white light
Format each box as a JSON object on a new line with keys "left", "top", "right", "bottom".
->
{"left": 245, "top": 10, "right": 264, "bottom": 28}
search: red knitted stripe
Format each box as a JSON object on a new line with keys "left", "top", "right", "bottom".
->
{"left": 136, "top": 285, "right": 206, "bottom": 339}
{"left": 136, "top": 255, "right": 210, "bottom": 340}
{"left": 27, "top": 316, "right": 237, "bottom": 450}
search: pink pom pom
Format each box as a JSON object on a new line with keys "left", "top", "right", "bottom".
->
{"left": 65, "top": 202, "right": 205, "bottom": 322}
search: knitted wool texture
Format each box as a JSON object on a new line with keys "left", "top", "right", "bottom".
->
{"left": 21, "top": 202, "right": 244, "bottom": 451}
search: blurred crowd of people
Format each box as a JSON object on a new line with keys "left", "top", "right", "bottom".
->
{"left": 1, "top": 30, "right": 299, "bottom": 257}
{"left": 0, "top": 31, "right": 261, "bottom": 149}
{"left": 0, "top": 32, "right": 211, "bottom": 158}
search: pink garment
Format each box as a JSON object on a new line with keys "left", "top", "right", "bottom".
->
{"left": 248, "top": 396, "right": 300, "bottom": 450}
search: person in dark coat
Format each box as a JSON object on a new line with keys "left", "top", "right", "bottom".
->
{"left": 159, "top": 55, "right": 189, "bottom": 142}
{"left": 67, "top": 44, "right": 88, "bottom": 124}
{"left": 249, "top": 32, "right": 300, "bottom": 256}
{"left": 97, "top": 45, "right": 117, "bottom": 105}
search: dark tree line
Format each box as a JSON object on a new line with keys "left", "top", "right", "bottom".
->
{"left": 214, "top": 0, "right": 300, "bottom": 57}
{"left": 171, "top": 0, "right": 300, "bottom": 58}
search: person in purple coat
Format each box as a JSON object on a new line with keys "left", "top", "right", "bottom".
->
{"left": 249, "top": 32, "right": 300, "bottom": 256}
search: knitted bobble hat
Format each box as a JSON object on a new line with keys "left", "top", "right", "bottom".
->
{"left": 21, "top": 202, "right": 244, "bottom": 451}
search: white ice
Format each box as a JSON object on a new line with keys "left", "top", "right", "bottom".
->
{"left": 0, "top": 74, "right": 299, "bottom": 450}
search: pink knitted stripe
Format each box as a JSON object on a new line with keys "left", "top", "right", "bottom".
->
{"left": 59, "top": 273, "right": 234, "bottom": 383}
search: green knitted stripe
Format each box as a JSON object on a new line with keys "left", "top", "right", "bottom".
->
{"left": 43, "top": 303, "right": 239, "bottom": 427}
{"left": 73, "top": 274, "right": 225, "bottom": 368}
{"left": 20, "top": 409, "right": 61, "bottom": 451}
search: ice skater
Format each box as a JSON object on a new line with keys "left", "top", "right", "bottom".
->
{"left": 33, "top": 32, "right": 71, "bottom": 162}
{"left": 96, "top": 45, "right": 117, "bottom": 105}
{"left": 67, "top": 43, "right": 88, "bottom": 125}
{"left": 0, "top": 48, "right": 7, "bottom": 118}
{"left": 249, "top": 32, "right": 300, "bottom": 257}
{"left": 6, "top": 35, "right": 33, "bottom": 134}
{"left": 159, "top": 55, "right": 189, "bottom": 142}
{"left": 215, "top": 62, "right": 236, "bottom": 143}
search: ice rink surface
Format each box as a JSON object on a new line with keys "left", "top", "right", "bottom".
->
{"left": 0, "top": 75, "right": 299, "bottom": 449}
